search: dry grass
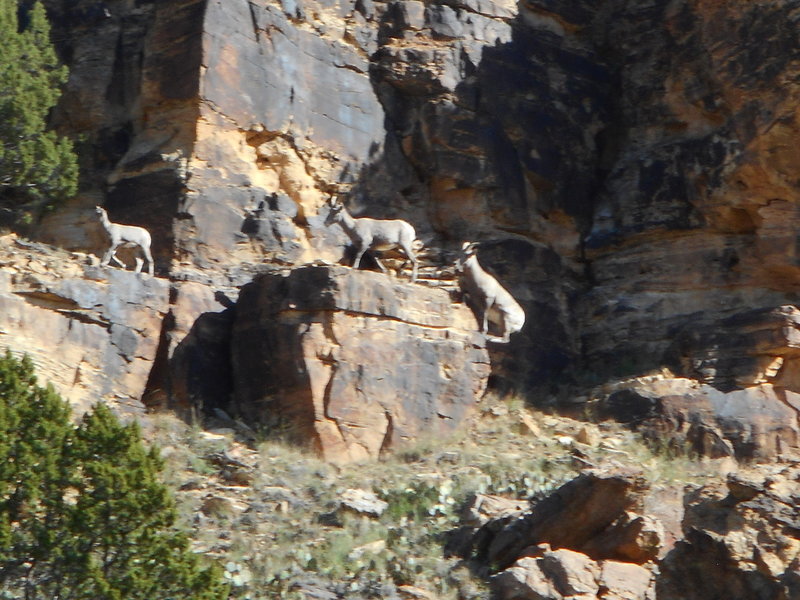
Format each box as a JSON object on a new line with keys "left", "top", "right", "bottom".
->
{"left": 146, "top": 395, "right": 722, "bottom": 599}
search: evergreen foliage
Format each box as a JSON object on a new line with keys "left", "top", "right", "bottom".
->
{"left": 0, "top": 0, "right": 78, "bottom": 207}
{"left": 0, "top": 350, "right": 227, "bottom": 600}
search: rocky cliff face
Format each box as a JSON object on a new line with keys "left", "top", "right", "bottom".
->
{"left": 231, "top": 266, "right": 489, "bottom": 463}
{"left": 21, "top": 0, "right": 800, "bottom": 450}
{"left": 5, "top": 0, "right": 800, "bottom": 595}
{"left": 0, "top": 234, "right": 168, "bottom": 415}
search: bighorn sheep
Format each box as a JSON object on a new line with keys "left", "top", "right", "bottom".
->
{"left": 95, "top": 206, "right": 154, "bottom": 276}
{"left": 456, "top": 242, "right": 525, "bottom": 343}
{"left": 325, "top": 196, "right": 419, "bottom": 282}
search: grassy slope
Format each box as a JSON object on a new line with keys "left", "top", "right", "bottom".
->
{"left": 148, "top": 395, "right": 722, "bottom": 599}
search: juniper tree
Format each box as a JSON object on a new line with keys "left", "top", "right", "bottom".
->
{"left": 0, "top": 350, "right": 227, "bottom": 600}
{"left": 0, "top": 0, "right": 78, "bottom": 208}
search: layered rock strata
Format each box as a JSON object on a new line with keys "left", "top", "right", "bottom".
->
{"left": 29, "top": 0, "right": 800, "bottom": 427}
{"left": 231, "top": 266, "right": 490, "bottom": 463}
{"left": 0, "top": 235, "right": 169, "bottom": 415}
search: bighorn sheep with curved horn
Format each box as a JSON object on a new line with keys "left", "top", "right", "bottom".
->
{"left": 325, "top": 196, "right": 419, "bottom": 282}
{"left": 456, "top": 242, "right": 525, "bottom": 343}
{"left": 95, "top": 206, "right": 154, "bottom": 275}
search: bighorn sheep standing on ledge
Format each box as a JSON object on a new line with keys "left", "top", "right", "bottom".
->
{"left": 325, "top": 196, "right": 419, "bottom": 282}
{"left": 95, "top": 206, "right": 154, "bottom": 276}
{"left": 457, "top": 242, "right": 525, "bottom": 343}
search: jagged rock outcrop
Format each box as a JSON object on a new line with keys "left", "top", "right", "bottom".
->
{"left": 462, "top": 462, "right": 800, "bottom": 599}
{"left": 0, "top": 235, "right": 169, "bottom": 415}
{"left": 231, "top": 265, "right": 490, "bottom": 463}
{"left": 460, "top": 469, "right": 660, "bottom": 600}
{"left": 595, "top": 374, "right": 800, "bottom": 460}
{"left": 471, "top": 468, "right": 660, "bottom": 570}
{"left": 657, "top": 467, "right": 800, "bottom": 600}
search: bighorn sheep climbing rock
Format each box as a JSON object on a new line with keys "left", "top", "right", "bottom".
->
{"left": 325, "top": 196, "right": 419, "bottom": 282}
{"left": 457, "top": 242, "right": 525, "bottom": 343}
{"left": 95, "top": 206, "right": 154, "bottom": 275}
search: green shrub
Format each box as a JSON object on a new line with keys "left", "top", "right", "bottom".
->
{"left": 0, "top": 350, "right": 227, "bottom": 600}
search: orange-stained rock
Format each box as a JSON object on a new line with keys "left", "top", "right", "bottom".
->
{"left": 492, "top": 548, "right": 653, "bottom": 600}
{"left": 231, "top": 265, "right": 490, "bottom": 463}
{"left": 477, "top": 468, "right": 653, "bottom": 570}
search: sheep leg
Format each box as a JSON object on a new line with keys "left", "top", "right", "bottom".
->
{"left": 399, "top": 242, "right": 418, "bottom": 282}
{"left": 134, "top": 257, "right": 144, "bottom": 273}
{"left": 497, "top": 322, "right": 511, "bottom": 343}
{"left": 371, "top": 254, "right": 389, "bottom": 274}
{"left": 102, "top": 244, "right": 126, "bottom": 268}
{"left": 100, "top": 247, "right": 113, "bottom": 266}
{"left": 141, "top": 245, "right": 155, "bottom": 276}
{"left": 353, "top": 245, "right": 368, "bottom": 269}
{"left": 110, "top": 254, "right": 128, "bottom": 269}
{"left": 481, "top": 296, "right": 495, "bottom": 334}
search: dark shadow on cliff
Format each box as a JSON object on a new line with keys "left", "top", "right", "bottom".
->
{"left": 144, "top": 291, "right": 235, "bottom": 422}
{"left": 333, "top": 0, "right": 618, "bottom": 403}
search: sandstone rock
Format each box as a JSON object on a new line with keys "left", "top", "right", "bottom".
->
{"left": 492, "top": 548, "right": 653, "bottom": 600}
{"left": 231, "top": 266, "right": 490, "bottom": 463}
{"left": 165, "top": 281, "right": 235, "bottom": 414}
{"left": 579, "top": 0, "right": 800, "bottom": 388}
{"left": 597, "top": 376, "right": 800, "bottom": 460}
{"left": 582, "top": 512, "right": 664, "bottom": 564}
{"left": 598, "top": 561, "right": 653, "bottom": 600}
{"left": 576, "top": 425, "right": 598, "bottom": 446}
{"left": 477, "top": 468, "right": 654, "bottom": 570}
{"left": 517, "top": 410, "right": 541, "bottom": 436}
{"left": 668, "top": 305, "right": 800, "bottom": 391}
{"left": 339, "top": 489, "right": 388, "bottom": 517}
{"left": 30, "top": 0, "right": 800, "bottom": 415}
{"left": 657, "top": 465, "right": 800, "bottom": 599}
{"left": 461, "top": 494, "right": 529, "bottom": 528}
{"left": 397, "top": 585, "right": 436, "bottom": 600}
{"left": 538, "top": 548, "right": 600, "bottom": 597}
{"left": 348, "top": 539, "right": 386, "bottom": 560}
{"left": 492, "top": 555, "right": 560, "bottom": 600}
{"left": 205, "top": 452, "right": 256, "bottom": 487}
{"left": 200, "top": 495, "right": 244, "bottom": 519}
{"left": 0, "top": 235, "right": 168, "bottom": 415}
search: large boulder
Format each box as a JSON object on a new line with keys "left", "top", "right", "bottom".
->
{"left": 493, "top": 547, "right": 654, "bottom": 600}
{"left": 231, "top": 265, "right": 490, "bottom": 463}
{"left": 470, "top": 468, "right": 660, "bottom": 571}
